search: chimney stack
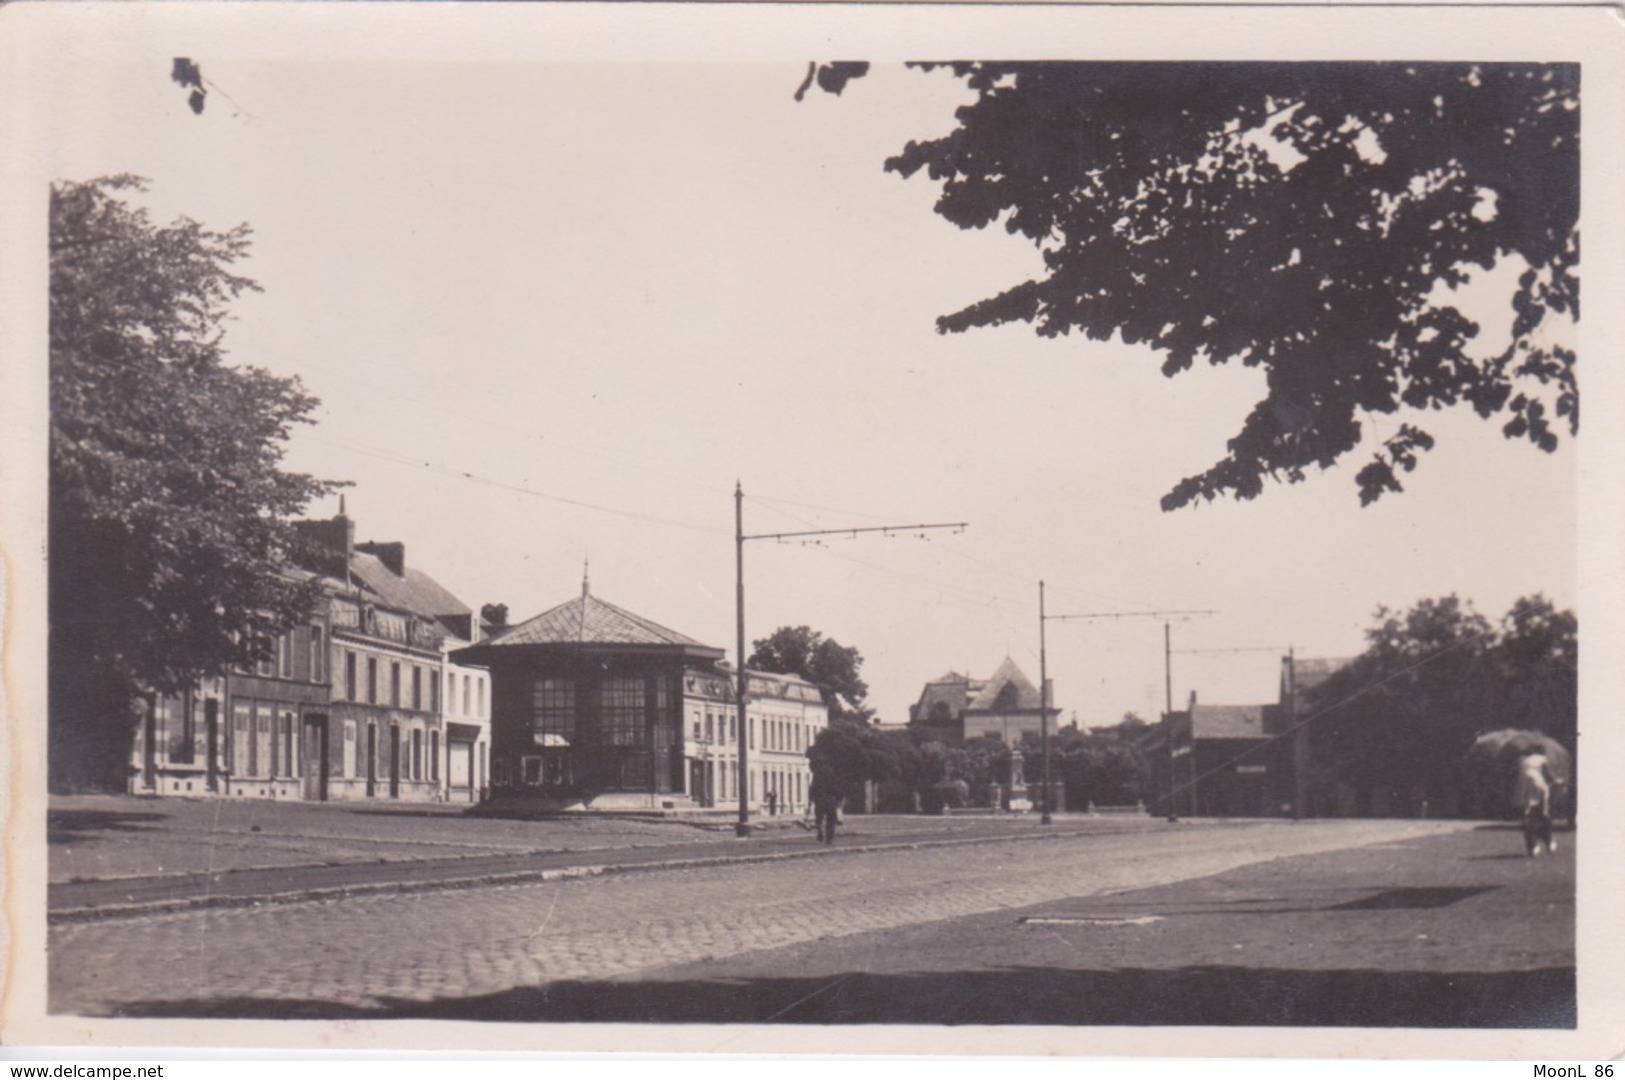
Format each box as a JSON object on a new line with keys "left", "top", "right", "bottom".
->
{"left": 356, "top": 540, "right": 406, "bottom": 577}
{"left": 294, "top": 506, "right": 355, "bottom": 581}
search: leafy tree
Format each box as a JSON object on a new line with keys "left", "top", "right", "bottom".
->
{"left": 749, "top": 624, "right": 875, "bottom": 723}
{"left": 1492, "top": 594, "right": 1577, "bottom": 746}
{"left": 49, "top": 176, "right": 333, "bottom": 789}
{"left": 807, "top": 718, "right": 901, "bottom": 806}
{"left": 1310, "top": 596, "right": 1494, "bottom": 814}
{"left": 815, "top": 62, "right": 1578, "bottom": 507}
{"left": 1305, "top": 594, "right": 1574, "bottom": 816}
{"left": 1020, "top": 727, "right": 1150, "bottom": 810}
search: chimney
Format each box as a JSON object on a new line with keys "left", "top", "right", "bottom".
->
{"left": 356, "top": 541, "right": 405, "bottom": 577}
{"left": 481, "top": 603, "right": 509, "bottom": 632}
{"left": 294, "top": 508, "right": 355, "bottom": 581}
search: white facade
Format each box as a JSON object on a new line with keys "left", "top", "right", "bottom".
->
{"left": 441, "top": 647, "right": 491, "bottom": 804}
{"left": 681, "top": 668, "right": 827, "bottom": 815}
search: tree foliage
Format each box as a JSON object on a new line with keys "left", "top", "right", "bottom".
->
{"left": 749, "top": 624, "right": 874, "bottom": 723}
{"left": 824, "top": 62, "right": 1578, "bottom": 507}
{"left": 1306, "top": 593, "right": 1575, "bottom": 815}
{"left": 807, "top": 718, "right": 901, "bottom": 805}
{"left": 50, "top": 176, "right": 334, "bottom": 786}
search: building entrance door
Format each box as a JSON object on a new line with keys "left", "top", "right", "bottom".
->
{"left": 449, "top": 741, "right": 471, "bottom": 797}
{"left": 302, "top": 714, "right": 329, "bottom": 801}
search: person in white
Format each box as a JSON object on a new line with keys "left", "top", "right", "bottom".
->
{"left": 1514, "top": 749, "right": 1557, "bottom": 856}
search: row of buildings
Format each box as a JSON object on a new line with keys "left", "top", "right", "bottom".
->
{"left": 132, "top": 507, "right": 494, "bottom": 805}
{"left": 129, "top": 509, "right": 830, "bottom": 815}
{"left": 899, "top": 651, "right": 1360, "bottom": 819}
{"left": 127, "top": 505, "right": 1350, "bottom": 819}
{"left": 1141, "top": 655, "right": 1351, "bottom": 819}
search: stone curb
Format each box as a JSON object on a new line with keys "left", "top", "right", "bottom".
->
{"left": 48, "top": 823, "right": 1140, "bottom": 925}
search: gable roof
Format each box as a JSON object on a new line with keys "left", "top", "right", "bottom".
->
{"left": 349, "top": 551, "right": 472, "bottom": 621}
{"left": 1190, "top": 703, "right": 1267, "bottom": 740}
{"left": 966, "top": 656, "right": 1044, "bottom": 712}
{"left": 482, "top": 591, "right": 717, "bottom": 652}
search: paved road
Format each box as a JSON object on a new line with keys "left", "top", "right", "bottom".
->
{"left": 47, "top": 817, "right": 1547, "bottom": 1023}
{"left": 49, "top": 815, "right": 1165, "bottom": 917}
{"left": 597, "top": 823, "right": 1575, "bottom": 1028}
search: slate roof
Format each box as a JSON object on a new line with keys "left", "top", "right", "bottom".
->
{"left": 482, "top": 591, "right": 717, "bottom": 651}
{"left": 349, "top": 551, "right": 472, "bottom": 621}
{"left": 909, "top": 670, "right": 989, "bottom": 722}
{"left": 1190, "top": 703, "right": 1268, "bottom": 740}
{"left": 966, "top": 656, "right": 1044, "bottom": 712}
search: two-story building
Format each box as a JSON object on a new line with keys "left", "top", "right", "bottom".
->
{"left": 683, "top": 663, "right": 825, "bottom": 815}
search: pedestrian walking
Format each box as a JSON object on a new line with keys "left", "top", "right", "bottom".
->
{"left": 1515, "top": 748, "right": 1557, "bottom": 856}
{"left": 810, "top": 772, "right": 841, "bottom": 844}
{"left": 767, "top": 789, "right": 778, "bottom": 817}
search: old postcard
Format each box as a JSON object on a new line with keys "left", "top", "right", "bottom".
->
{"left": 2, "top": 0, "right": 1621, "bottom": 1064}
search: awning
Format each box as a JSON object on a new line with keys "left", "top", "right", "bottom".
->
{"left": 446, "top": 722, "right": 484, "bottom": 742}
{"left": 532, "top": 732, "right": 571, "bottom": 748}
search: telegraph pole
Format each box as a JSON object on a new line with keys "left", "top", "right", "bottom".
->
{"left": 733, "top": 483, "right": 967, "bottom": 837}
{"left": 735, "top": 483, "right": 749, "bottom": 837}
{"left": 1040, "top": 606, "right": 1216, "bottom": 821}
{"left": 1039, "top": 581, "right": 1051, "bottom": 825}
{"left": 1170, "top": 642, "right": 1296, "bottom": 819}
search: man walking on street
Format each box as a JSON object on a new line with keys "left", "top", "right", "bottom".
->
{"left": 810, "top": 771, "right": 840, "bottom": 844}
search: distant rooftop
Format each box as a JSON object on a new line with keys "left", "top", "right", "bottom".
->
{"left": 1190, "top": 703, "right": 1268, "bottom": 740}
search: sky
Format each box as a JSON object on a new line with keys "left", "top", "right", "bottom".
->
{"left": 5, "top": 5, "right": 1587, "bottom": 731}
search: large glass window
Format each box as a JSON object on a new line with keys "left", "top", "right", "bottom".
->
{"left": 232, "top": 701, "right": 252, "bottom": 776}
{"left": 600, "top": 677, "right": 645, "bottom": 746}
{"left": 532, "top": 678, "right": 576, "bottom": 740}
{"left": 168, "top": 695, "right": 196, "bottom": 764}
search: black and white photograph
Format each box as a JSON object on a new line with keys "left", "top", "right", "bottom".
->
{"left": 3, "top": 0, "right": 1622, "bottom": 1062}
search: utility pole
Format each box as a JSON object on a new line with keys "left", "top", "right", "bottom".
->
{"left": 735, "top": 483, "right": 748, "bottom": 837}
{"left": 733, "top": 483, "right": 966, "bottom": 838}
{"left": 1039, "top": 581, "right": 1051, "bottom": 825}
{"left": 1171, "top": 642, "right": 1297, "bottom": 819}
{"left": 1041, "top": 607, "right": 1216, "bottom": 821}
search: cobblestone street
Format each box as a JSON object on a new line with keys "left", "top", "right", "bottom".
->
{"left": 46, "top": 818, "right": 1493, "bottom": 1019}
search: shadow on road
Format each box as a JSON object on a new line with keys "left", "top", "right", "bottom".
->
{"left": 104, "top": 964, "right": 1575, "bottom": 1028}
{"left": 48, "top": 809, "right": 168, "bottom": 845}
